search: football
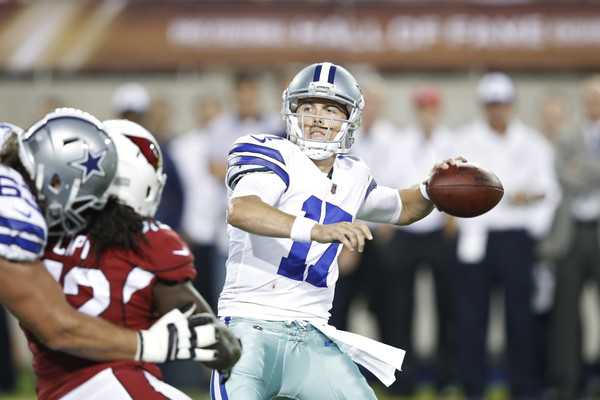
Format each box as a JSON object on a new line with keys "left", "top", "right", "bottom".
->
{"left": 426, "top": 162, "right": 504, "bottom": 218}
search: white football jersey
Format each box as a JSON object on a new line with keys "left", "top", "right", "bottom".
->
{"left": 218, "top": 134, "right": 377, "bottom": 324}
{"left": 0, "top": 165, "right": 47, "bottom": 262}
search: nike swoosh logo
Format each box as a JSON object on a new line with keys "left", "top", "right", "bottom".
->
{"left": 13, "top": 207, "right": 32, "bottom": 219}
{"left": 173, "top": 247, "right": 190, "bottom": 256}
{"left": 250, "top": 135, "right": 267, "bottom": 143}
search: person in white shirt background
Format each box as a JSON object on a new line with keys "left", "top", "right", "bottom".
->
{"left": 367, "top": 83, "right": 459, "bottom": 398}
{"left": 540, "top": 75, "right": 600, "bottom": 400}
{"left": 452, "top": 72, "right": 561, "bottom": 400}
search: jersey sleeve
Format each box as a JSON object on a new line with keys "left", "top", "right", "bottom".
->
{"left": 0, "top": 167, "right": 47, "bottom": 262}
{"left": 230, "top": 172, "right": 286, "bottom": 206}
{"left": 138, "top": 222, "right": 196, "bottom": 282}
{"left": 357, "top": 184, "right": 403, "bottom": 224}
{"left": 226, "top": 134, "right": 290, "bottom": 191}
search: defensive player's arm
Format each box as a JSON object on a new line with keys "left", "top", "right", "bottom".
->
{"left": 153, "top": 280, "right": 242, "bottom": 372}
{"left": 0, "top": 257, "right": 137, "bottom": 360}
{"left": 227, "top": 173, "right": 373, "bottom": 252}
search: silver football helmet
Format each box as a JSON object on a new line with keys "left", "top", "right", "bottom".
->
{"left": 282, "top": 62, "right": 364, "bottom": 160}
{"left": 103, "top": 119, "right": 166, "bottom": 218}
{"left": 18, "top": 108, "right": 118, "bottom": 236}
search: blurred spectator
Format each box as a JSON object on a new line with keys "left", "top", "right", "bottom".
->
{"left": 371, "top": 82, "right": 457, "bottom": 397}
{"left": 153, "top": 96, "right": 224, "bottom": 393}
{"left": 531, "top": 91, "right": 568, "bottom": 394}
{"left": 539, "top": 93, "right": 568, "bottom": 144}
{"left": 111, "top": 82, "right": 151, "bottom": 126}
{"left": 147, "top": 97, "right": 185, "bottom": 231}
{"left": 452, "top": 72, "right": 560, "bottom": 400}
{"left": 110, "top": 84, "right": 184, "bottom": 231}
{"left": 170, "top": 96, "right": 224, "bottom": 310}
{"left": 540, "top": 74, "right": 600, "bottom": 400}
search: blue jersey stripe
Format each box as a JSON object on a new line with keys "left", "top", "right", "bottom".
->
{"left": 231, "top": 156, "right": 289, "bottom": 189}
{"left": 328, "top": 65, "right": 337, "bottom": 84}
{"left": 0, "top": 216, "right": 45, "bottom": 240}
{"left": 229, "top": 143, "right": 285, "bottom": 164}
{"left": 227, "top": 167, "right": 270, "bottom": 188}
{"left": 313, "top": 64, "right": 323, "bottom": 82}
{"left": 0, "top": 233, "right": 43, "bottom": 255}
{"left": 364, "top": 178, "right": 378, "bottom": 200}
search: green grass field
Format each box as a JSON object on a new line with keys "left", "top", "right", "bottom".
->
{"left": 0, "top": 368, "right": 514, "bottom": 400}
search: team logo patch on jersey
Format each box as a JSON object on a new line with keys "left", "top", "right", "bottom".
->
{"left": 69, "top": 148, "right": 108, "bottom": 183}
{"left": 331, "top": 183, "right": 337, "bottom": 194}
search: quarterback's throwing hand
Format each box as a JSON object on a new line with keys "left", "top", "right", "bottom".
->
{"left": 135, "top": 306, "right": 219, "bottom": 363}
{"left": 313, "top": 221, "right": 373, "bottom": 252}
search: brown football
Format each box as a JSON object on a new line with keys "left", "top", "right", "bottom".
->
{"left": 426, "top": 162, "right": 504, "bottom": 218}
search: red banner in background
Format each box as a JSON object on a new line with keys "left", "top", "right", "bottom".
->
{"left": 1, "top": 1, "right": 600, "bottom": 72}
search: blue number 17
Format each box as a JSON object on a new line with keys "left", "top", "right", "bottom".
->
{"left": 277, "top": 196, "right": 352, "bottom": 288}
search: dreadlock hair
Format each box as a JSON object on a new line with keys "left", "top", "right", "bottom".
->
{"left": 85, "top": 196, "right": 150, "bottom": 257}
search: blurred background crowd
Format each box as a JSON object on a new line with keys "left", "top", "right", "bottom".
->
{"left": 2, "top": 0, "right": 600, "bottom": 399}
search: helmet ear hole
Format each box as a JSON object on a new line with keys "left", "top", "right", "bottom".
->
{"left": 50, "top": 174, "right": 61, "bottom": 190}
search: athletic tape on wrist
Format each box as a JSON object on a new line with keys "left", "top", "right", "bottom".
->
{"left": 290, "top": 216, "right": 317, "bottom": 242}
{"left": 419, "top": 180, "right": 430, "bottom": 201}
{"left": 135, "top": 331, "right": 143, "bottom": 361}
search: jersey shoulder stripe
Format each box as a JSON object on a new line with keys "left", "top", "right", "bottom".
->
{"left": 227, "top": 135, "right": 290, "bottom": 190}
{"left": 229, "top": 142, "right": 285, "bottom": 164}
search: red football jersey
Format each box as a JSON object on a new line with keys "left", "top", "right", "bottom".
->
{"left": 24, "top": 220, "right": 196, "bottom": 400}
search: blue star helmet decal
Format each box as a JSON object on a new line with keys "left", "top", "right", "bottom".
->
{"left": 69, "top": 146, "right": 108, "bottom": 183}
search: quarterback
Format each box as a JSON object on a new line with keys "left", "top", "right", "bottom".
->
{"left": 0, "top": 111, "right": 234, "bottom": 390}
{"left": 212, "top": 62, "right": 463, "bottom": 399}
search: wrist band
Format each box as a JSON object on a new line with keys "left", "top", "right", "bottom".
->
{"left": 290, "top": 216, "right": 317, "bottom": 242}
{"left": 134, "top": 331, "right": 143, "bottom": 361}
{"left": 419, "top": 180, "right": 430, "bottom": 201}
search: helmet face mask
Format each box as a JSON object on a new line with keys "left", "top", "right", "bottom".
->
{"left": 103, "top": 119, "right": 166, "bottom": 218}
{"left": 282, "top": 62, "right": 364, "bottom": 160}
{"left": 18, "top": 108, "right": 118, "bottom": 236}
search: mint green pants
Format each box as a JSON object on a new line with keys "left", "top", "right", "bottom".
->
{"left": 210, "top": 317, "right": 378, "bottom": 400}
